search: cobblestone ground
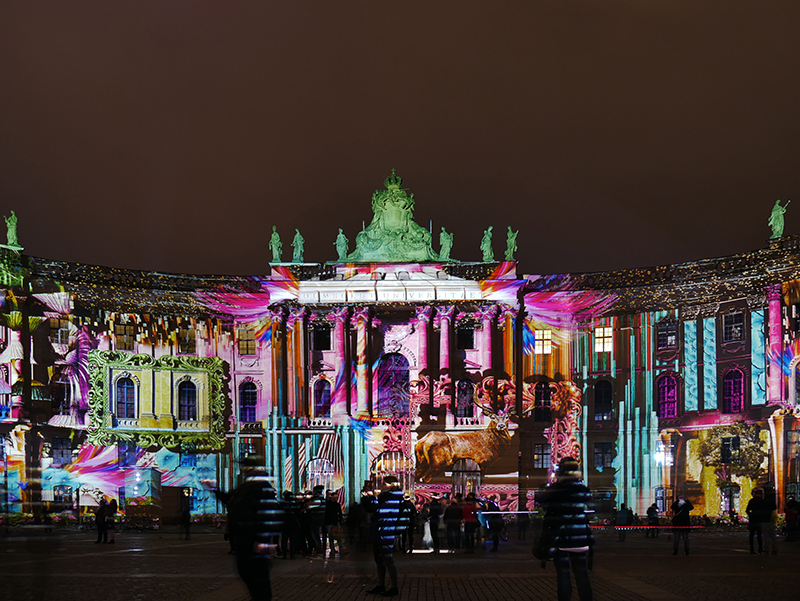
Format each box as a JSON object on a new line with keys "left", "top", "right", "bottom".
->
{"left": 1, "top": 527, "right": 798, "bottom": 601}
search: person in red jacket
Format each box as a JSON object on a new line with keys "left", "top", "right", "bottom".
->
{"left": 462, "top": 492, "right": 480, "bottom": 553}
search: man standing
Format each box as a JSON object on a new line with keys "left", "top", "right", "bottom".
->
{"left": 671, "top": 494, "right": 694, "bottom": 555}
{"left": 543, "top": 457, "right": 594, "bottom": 601}
{"left": 646, "top": 503, "right": 660, "bottom": 538}
{"left": 428, "top": 494, "right": 443, "bottom": 553}
{"left": 204, "top": 456, "right": 284, "bottom": 601}
{"left": 443, "top": 496, "right": 463, "bottom": 552}
{"left": 362, "top": 476, "right": 408, "bottom": 597}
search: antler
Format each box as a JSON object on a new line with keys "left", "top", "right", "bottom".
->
{"left": 475, "top": 376, "right": 517, "bottom": 418}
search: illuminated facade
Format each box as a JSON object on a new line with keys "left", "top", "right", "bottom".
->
{"left": 1, "top": 172, "right": 800, "bottom": 524}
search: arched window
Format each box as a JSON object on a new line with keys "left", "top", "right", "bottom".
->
{"left": 240, "top": 381, "right": 258, "bottom": 422}
{"left": 452, "top": 458, "right": 481, "bottom": 497}
{"left": 594, "top": 380, "right": 613, "bottom": 421}
{"left": 722, "top": 369, "right": 744, "bottom": 414}
{"left": 377, "top": 353, "right": 410, "bottom": 416}
{"left": 306, "top": 457, "right": 335, "bottom": 491}
{"left": 115, "top": 377, "right": 136, "bottom": 419}
{"left": 178, "top": 380, "right": 197, "bottom": 421}
{"left": 371, "top": 451, "right": 414, "bottom": 492}
{"left": 455, "top": 380, "right": 475, "bottom": 418}
{"left": 657, "top": 375, "right": 679, "bottom": 418}
{"left": 534, "top": 382, "right": 551, "bottom": 422}
{"left": 51, "top": 376, "right": 71, "bottom": 416}
{"left": 314, "top": 379, "right": 331, "bottom": 417}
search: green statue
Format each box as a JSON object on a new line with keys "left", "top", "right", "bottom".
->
{"left": 335, "top": 228, "right": 349, "bottom": 261}
{"left": 4, "top": 210, "right": 18, "bottom": 246}
{"left": 769, "top": 199, "right": 790, "bottom": 239}
{"left": 269, "top": 226, "right": 282, "bottom": 263}
{"left": 347, "top": 169, "right": 439, "bottom": 262}
{"left": 291, "top": 229, "right": 304, "bottom": 263}
{"left": 480, "top": 226, "right": 494, "bottom": 262}
{"left": 505, "top": 226, "right": 519, "bottom": 261}
{"left": 439, "top": 227, "right": 454, "bottom": 261}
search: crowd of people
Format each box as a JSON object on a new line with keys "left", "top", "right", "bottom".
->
{"left": 182, "top": 455, "right": 800, "bottom": 601}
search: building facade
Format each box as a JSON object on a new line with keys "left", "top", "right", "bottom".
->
{"left": 1, "top": 172, "right": 799, "bottom": 524}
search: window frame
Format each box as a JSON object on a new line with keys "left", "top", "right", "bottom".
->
{"left": 115, "top": 376, "right": 136, "bottom": 419}
{"left": 534, "top": 329, "right": 553, "bottom": 355}
{"left": 722, "top": 368, "right": 745, "bottom": 413}
{"left": 594, "top": 326, "right": 613, "bottom": 353}
{"left": 593, "top": 379, "right": 613, "bottom": 421}
{"left": 656, "top": 319, "right": 678, "bottom": 350}
{"left": 722, "top": 312, "right": 744, "bottom": 343}
{"left": 239, "top": 381, "right": 258, "bottom": 423}
{"left": 657, "top": 374, "right": 679, "bottom": 419}
{"left": 237, "top": 328, "right": 257, "bottom": 356}
{"left": 178, "top": 380, "right": 197, "bottom": 421}
{"left": 594, "top": 441, "right": 613, "bottom": 469}
{"left": 533, "top": 443, "right": 551, "bottom": 469}
{"left": 115, "top": 323, "right": 136, "bottom": 351}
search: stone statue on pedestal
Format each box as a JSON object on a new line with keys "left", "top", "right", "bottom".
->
{"left": 769, "top": 200, "right": 790, "bottom": 239}
{"left": 335, "top": 229, "right": 349, "bottom": 261}
{"left": 269, "top": 226, "right": 282, "bottom": 263}
{"left": 439, "top": 227, "right": 454, "bottom": 261}
{"left": 480, "top": 226, "right": 494, "bottom": 262}
{"left": 4, "top": 211, "right": 18, "bottom": 247}
{"left": 505, "top": 226, "right": 518, "bottom": 261}
{"left": 291, "top": 229, "right": 304, "bottom": 263}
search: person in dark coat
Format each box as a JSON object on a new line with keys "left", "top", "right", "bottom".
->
{"left": 443, "top": 497, "right": 463, "bottom": 552}
{"left": 362, "top": 476, "right": 409, "bottom": 597}
{"left": 746, "top": 487, "right": 767, "bottom": 554}
{"left": 427, "top": 494, "right": 443, "bottom": 553}
{"left": 280, "top": 491, "right": 302, "bottom": 559}
{"left": 94, "top": 498, "right": 108, "bottom": 544}
{"left": 543, "top": 457, "right": 594, "bottom": 601}
{"left": 646, "top": 503, "right": 660, "bottom": 538}
{"left": 324, "top": 490, "right": 344, "bottom": 557}
{"left": 671, "top": 494, "right": 694, "bottom": 555}
{"left": 205, "top": 456, "right": 284, "bottom": 601}
{"left": 306, "top": 485, "right": 326, "bottom": 556}
{"left": 616, "top": 503, "right": 631, "bottom": 542}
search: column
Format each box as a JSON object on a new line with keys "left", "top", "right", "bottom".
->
{"left": 767, "top": 284, "right": 783, "bottom": 404}
{"left": 286, "top": 307, "right": 307, "bottom": 416}
{"left": 414, "top": 305, "right": 433, "bottom": 372}
{"left": 328, "top": 306, "right": 349, "bottom": 416}
{"left": 436, "top": 305, "right": 455, "bottom": 372}
{"left": 477, "top": 305, "right": 499, "bottom": 374}
{"left": 498, "top": 304, "right": 516, "bottom": 378}
{"left": 269, "top": 308, "right": 286, "bottom": 416}
{"left": 351, "top": 307, "right": 370, "bottom": 415}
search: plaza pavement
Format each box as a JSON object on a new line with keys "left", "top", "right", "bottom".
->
{"left": 1, "top": 527, "right": 798, "bottom": 601}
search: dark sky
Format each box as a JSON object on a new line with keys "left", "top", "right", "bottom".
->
{"left": 1, "top": 1, "right": 799, "bottom": 277}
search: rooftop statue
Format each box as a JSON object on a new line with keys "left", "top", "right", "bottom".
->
{"left": 4, "top": 210, "right": 18, "bottom": 247}
{"left": 269, "top": 225, "right": 282, "bottom": 263}
{"left": 291, "top": 229, "right": 304, "bottom": 263}
{"left": 347, "top": 170, "right": 439, "bottom": 262}
{"left": 769, "top": 199, "right": 790, "bottom": 239}
{"left": 334, "top": 228, "right": 349, "bottom": 261}
{"left": 439, "top": 227, "right": 454, "bottom": 261}
{"left": 481, "top": 226, "right": 494, "bottom": 262}
{"left": 505, "top": 226, "right": 518, "bottom": 261}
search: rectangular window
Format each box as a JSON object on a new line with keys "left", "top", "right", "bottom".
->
{"left": 237, "top": 328, "right": 256, "bottom": 356}
{"left": 178, "top": 326, "right": 196, "bottom": 354}
{"left": 115, "top": 323, "right": 136, "bottom": 351}
{"left": 239, "top": 439, "right": 258, "bottom": 459}
{"left": 49, "top": 317, "right": 71, "bottom": 345}
{"left": 594, "top": 327, "right": 613, "bottom": 353}
{"left": 720, "top": 436, "right": 740, "bottom": 464}
{"left": 180, "top": 453, "right": 197, "bottom": 467}
{"left": 52, "top": 438, "right": 72, "bottom": 465}
{"left": 313, "top": 327, "right": 331, "bottom": 351}
{"left": 657, "top": 321, "right": 678, "bottom": 349}
{"left": 53, "top": 484, "right": 72, "bottom": 505}
{"left": 533, "top": 443, "right": 551, "bottom": 469}
{"left": 118, "top": 487, "right": 126, "bottom": 511}
{"left": 534, "top": 330, "right": 552, "bottom": 354}
{"left": 456, "top": 328, "right": 475, "bottom": 350}
{"left": 722, "top": 312, "right": 744, "bottom": 342}
{"left": 594, "top": 442, "right": 613, "bottom": 469}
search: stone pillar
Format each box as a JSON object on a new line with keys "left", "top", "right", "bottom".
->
{"left": 269, "top": 308, "right": 286, "bottom": 415}
{"left": 287, "top": 307, "right": 307, "bottom": 417}
{"left": 768, "top": 410, "right": 794, "bottom": 512}
{"left": 499, "top": 305, "right": 516, "bottom": 378}
{"left": 477, "top": 305, "right": 498, "bottom": 374}
{"left": 328, "top": 306, "right": 349, "bottom": 416}
{"left": 767, "top": 285, "right": 783, "bottom": 404}
{"left": 414, "top": 306, "right": 433, "bottom": 372}
{"left": 436, "top": 305, "right": 455, "bottom": 372}
{"left": 351, "top": 307, "right": 370, "bottom": 415}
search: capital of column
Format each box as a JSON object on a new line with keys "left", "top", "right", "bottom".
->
{"left": 327, "top": 306, "right": 350, "bottom": 325}
{"left": 414, "top": 305, "right": 433, "bottom": 326}
{"left": 766, "top": 284, "right": 782, "bottom": 302}
{"left": 267, "top": 307, "right": 286, "bottom": 324}
{"left": 433, "top": 305, "right": 455, "bottom": 329}
{"left": 497, "top": 304, "right": 517, "bottom": 328}
{"left": 350, "top": 307, "right": 370, "bottom": 327}
{"left": 476, "top": 304, "right": 499, "bottom": 323}
{"left": 286, "top": 307, "right": 307, "bottom": 329}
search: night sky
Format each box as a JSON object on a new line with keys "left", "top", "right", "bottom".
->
{"left": 1, "top": 1, "right": 798, "bottom": 277}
